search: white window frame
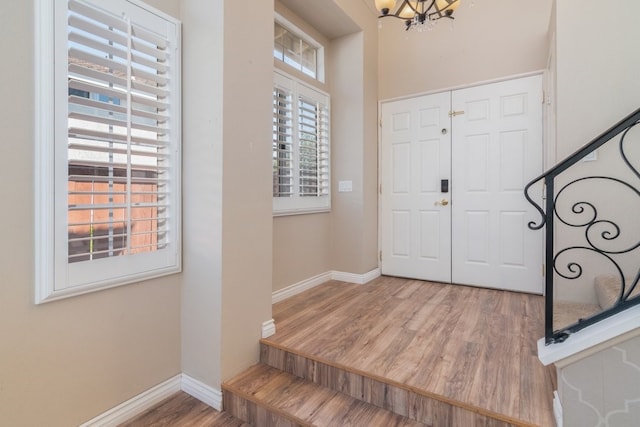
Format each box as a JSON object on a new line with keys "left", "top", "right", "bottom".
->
{"left": 274, "top": 13, "right": 325, "bottom": 83}
{"left": 35, "top": 0, "right": 182, "bottom": 303}
{"left": 273, "top": 70, "right": 330, "bottom": 216}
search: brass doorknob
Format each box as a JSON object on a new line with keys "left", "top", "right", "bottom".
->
{"left": 435, "top": 199, "right": 449, "bottom": 206}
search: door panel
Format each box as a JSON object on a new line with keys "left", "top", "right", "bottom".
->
{"left": 381, "top": 92, "right": 452, "bottom": 282}
{"left": 451, "top": 75, "right": 543, "bottom": 293}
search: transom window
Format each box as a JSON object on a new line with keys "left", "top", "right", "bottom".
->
{"left": 274, "top": 21, "right": 320, "bottom": 80}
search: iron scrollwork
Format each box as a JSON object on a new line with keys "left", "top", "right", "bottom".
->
{"left": 525, "top": 113, "right": 640, "bottom": 344}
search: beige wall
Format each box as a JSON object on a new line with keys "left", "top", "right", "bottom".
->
{"left": 181, "top": 0, "right": 274, "bottom": 385}
{"left": 550, "top": 0, "right": 640, "bottom": 305}
{"left": 378, "top": 0, "right": 553, "bottom": 100}
{"left": 549, "top": 2, "right": 640, "bottom": 424}
{"left": 273, "top": 214, "right": 332, "bottom": 290}
{"left": 555, "top": 0, "right": 640, "bottom": 158}
{"left": 272, "top": 0, "right": 379, "bottom": 292}
{"left": 180, "top": 0, "right": 224, "bottom": 388}
{"left": 220, "top": 0, "right": 274, "bottom": 381}
{"left": 0, "top": 1, "right": 182, "bottom": 425}
{"left": 331, "top": 0, "right": 380, "bottom": 275}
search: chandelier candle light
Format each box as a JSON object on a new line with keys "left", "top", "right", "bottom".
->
{"left": 375, "top": 0, "right": 460, "bottom": 30}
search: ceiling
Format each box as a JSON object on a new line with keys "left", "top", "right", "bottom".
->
{"left": 278, "top": 0, "right": 364, "bottom": 39}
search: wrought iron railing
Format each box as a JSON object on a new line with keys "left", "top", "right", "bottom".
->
{"left": 525, "top": 107, "right": 640, "bottom": 344}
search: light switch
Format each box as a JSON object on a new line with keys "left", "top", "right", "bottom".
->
{"left": 338, "top": 180, "right": 353, "bottom": 192}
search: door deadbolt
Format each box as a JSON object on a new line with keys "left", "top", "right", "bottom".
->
{"left": 441, "top": 128, "right": 448, "bottom": 135}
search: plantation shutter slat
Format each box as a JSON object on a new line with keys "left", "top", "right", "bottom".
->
{"left": 69, "top": 112, "right": 168, "bottom": 134}
{"left": 69, "top": 201, "right": 169, "bottom": 211}
{"left": 69, "top": 31, "right": 170, "bottom": 73}
{"left": 69, "top": 0, "right": 127, "bottom": 31}
{"left": 131, "top": 24, "right": 168, "bottom": 50}
{"left": 68, "top": 80, "right": 123, "bottom": 102}
{"left": 68, "top": 62, "right": 127, "bottom": 89}
{"left": 67, "top": 15, "right": 128, "bottom": 48}
{"left": 68, "top": 174, "right": 168, "bottom": 185}
{"left": 69, "top": 47, "right": 128, "bottom": 76}
{"left": 69, "top": 96, "right": 168, "bottom": 122}
{"left": 68, "top": 127, "right": 163, "bottom": 147}
{"left": 66, "top": 0, "right": 173, "bottom": 264}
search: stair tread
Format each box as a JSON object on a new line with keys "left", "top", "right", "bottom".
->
{"left": 223, "top": 363, "right": 427, "bottom": 426}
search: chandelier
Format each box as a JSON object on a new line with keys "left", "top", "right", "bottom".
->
{"left": 375, "top": 0, "right": 460, "bottom": 30}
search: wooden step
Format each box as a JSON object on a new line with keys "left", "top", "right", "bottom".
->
{"left": 260, "top": 341, "right": 525, "bottom": 427}
{"left": 261, "top": 278, "right": 555, "bottom": 427}
{"left": 222, "top": 363, "right": 427, "bottom": 427}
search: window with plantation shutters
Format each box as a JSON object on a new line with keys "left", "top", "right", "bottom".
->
{"left": 35, "top": 0, "right": 181, "bottom": 303}
{"left": 273, "top": 71, "right": 330, "bottom": 215}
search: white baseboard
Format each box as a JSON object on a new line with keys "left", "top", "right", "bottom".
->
{"left": 181, "top": 374, "right": 223, "bottom": 411}
{"left": 81, "top": 374, "right": 223, "bottom": 426}
{"left": 332, "top": 268, "right": 381, "bottom": 285}
{"left": 553, "top": 390, "right": 563, "bottom": 427}
{"left": 262, "top": 318, "right": 276, "bottom": 338}
{"left": 272, "top": 269, "right": 381, "bottom": 304}
{"left": 79, "top": 375, "right": 182, "bottom": 427}
{"left": 272, "top": 271, "right": 333, "bottom": 304}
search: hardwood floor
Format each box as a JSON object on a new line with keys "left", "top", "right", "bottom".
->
{"left": 262, "top": 276, "right": 556, "bottom": 427}
{"left": 122, "top": 276, "right": 555, "bottom": 426}
{"left": 119, "top": 392, "right": 248, "bottom": 427}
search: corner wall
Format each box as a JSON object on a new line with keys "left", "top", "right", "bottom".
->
{"left": 220, "top": 0, "right": 274, "bottom": 381}
{"left": 549, "top": 1, "right": 640, "bottom": 424}
{"left": 180, "top": 0, "right": 274, "bottom": 389}
{"left": 272, "top": 0, "right": 380, "bottom": 292}
{"left": 329, "top": 0, "right": 379, "bottom": 276}
{"left": 555, "top": 0, "right": 640, "bottom": 158}
{"left": 180, "top": 0, "right": 224, "bottom": 389}
{"left": 550, "top": 0, "right": 640, "bottom": 305}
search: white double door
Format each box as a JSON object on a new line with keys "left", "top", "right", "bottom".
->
{"left": 380, "top": 75, "right": 543, "bottom": 293}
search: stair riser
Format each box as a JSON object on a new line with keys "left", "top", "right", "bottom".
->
{"left": 223, "top": 388, "right": 305, "bottom": 427}
{"left": 261, "top": 342, "right": 519, "bottom": 427}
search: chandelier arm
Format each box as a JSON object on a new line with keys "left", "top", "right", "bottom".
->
{"left": 427, "top": 10, "right": 455, "bottom": 20}
{"left": 428, "top": 0, "right": 458, "bottom": 20}
{"left": 378, "top": 13, "right": 410, "bottom": 21}
{"left": 402, "top": 0, "right": 419, "bottom": 15}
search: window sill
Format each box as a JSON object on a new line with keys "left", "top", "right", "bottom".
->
{"left": 273, "top": 207, "right": 331, "bottom": 217}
